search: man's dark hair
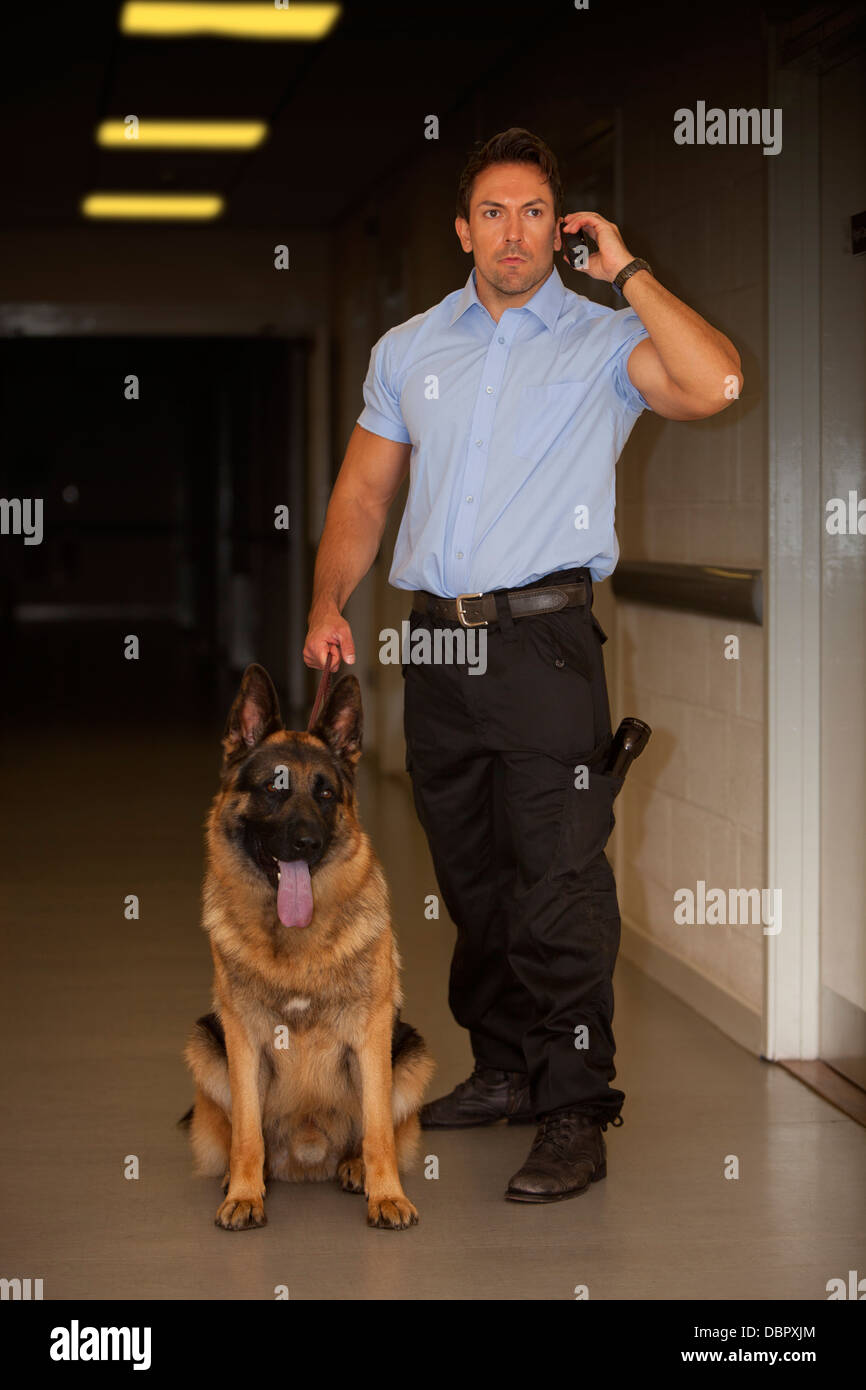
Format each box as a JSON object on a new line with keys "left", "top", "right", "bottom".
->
{"left": 456, "top": 127, "right": 564, "bottom": 224}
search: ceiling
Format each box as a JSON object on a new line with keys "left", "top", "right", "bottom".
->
{"left": 1, "top": 0, "right": 581, "bottom": 231}
{"left": 5, "top": 0, "right": 856, "bottom": 233}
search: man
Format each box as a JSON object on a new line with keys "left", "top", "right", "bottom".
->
{"left": 304, "top": 127, "right": 742, "bottom": 1203}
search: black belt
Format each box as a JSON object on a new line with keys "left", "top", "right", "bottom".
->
{"left": 412, "top": 580, "right": 588, "bottom": 629}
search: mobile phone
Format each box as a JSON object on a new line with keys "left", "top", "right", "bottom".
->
{"left": 559, "top": 218, "right": 599, "bottom": 268}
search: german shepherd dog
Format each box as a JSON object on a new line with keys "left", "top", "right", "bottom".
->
{"left": 182, "top": 663, "right": 434, "bottom": 1231}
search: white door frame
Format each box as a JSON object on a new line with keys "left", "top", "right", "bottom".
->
{"left": 765, "top": 44, "right": 822, "bottom": 1059}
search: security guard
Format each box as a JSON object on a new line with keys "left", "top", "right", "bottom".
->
{"left": 305, "top": 128, "right": 742, "bottom": 1203}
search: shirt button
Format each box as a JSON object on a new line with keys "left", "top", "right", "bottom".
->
{"left": 457, "top": 551, "right": 464, "bottom": 558}
{"left": 486, "top": 386, "right": 493, "bottom": 394}
{"left": 475, "top": 439, "right": 483, "bottom": 447}
{"left": 466, "top": 495, "right": 473, "bottom": 503}
{"left": 498, "top": 336, "right": 505, "bottom": 344}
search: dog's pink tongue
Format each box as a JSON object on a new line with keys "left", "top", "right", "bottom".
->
{"left": 277, "top": 860, "right": 314, "bottom": 929}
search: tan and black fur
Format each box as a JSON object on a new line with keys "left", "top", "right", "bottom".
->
{"left": 182, "top": 663, "right": 434, "bottom": 1231}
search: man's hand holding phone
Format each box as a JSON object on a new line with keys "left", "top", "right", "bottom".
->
{"left": 559, "top": 212, "right": 635, "bottom": 285}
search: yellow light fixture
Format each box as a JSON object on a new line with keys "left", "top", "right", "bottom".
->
{"left": 81, "top": 192, "right": 224, "bottom": 219}
{"left": 96, "top": 119, "right": 268, "bottom": 148}
{"left": 119, "top": 2, "right": 341, "bottom": 40}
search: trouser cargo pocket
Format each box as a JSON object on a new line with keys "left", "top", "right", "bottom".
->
{"left": 547, "top": 740, "right": 624, "bottom": 881}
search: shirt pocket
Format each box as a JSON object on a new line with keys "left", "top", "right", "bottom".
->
{"left": 513, "top": 380, "right": 589, "bottom": 463}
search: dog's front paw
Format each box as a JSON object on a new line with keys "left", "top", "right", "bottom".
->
{"left": 366, "top": 1194, "right": 418, "bottom": 1230}
{"left": 215, "top": 1193, "right": 267, "bottom": 1231}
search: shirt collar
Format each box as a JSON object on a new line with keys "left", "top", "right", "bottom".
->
{"left": 448, "top": 263, "right": 567, "bottom": 332}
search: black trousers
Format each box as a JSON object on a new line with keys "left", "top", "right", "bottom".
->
{"left": 402, "top": 566, "right": 625, "bottom": 1126}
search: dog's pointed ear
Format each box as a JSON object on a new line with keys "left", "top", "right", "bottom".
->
{"left": 222, "top": 664, "right": 283, "bottom": 768}
{"left": 310, "top": 673, "right": 363, "bottom": 768}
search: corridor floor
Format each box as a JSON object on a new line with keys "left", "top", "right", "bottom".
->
{"left": 1, "top": 720, "right": 863, "bottom": 1301}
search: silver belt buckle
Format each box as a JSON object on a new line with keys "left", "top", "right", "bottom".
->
{"left": 455, "top": 591, "right": 486, "bottom": 628}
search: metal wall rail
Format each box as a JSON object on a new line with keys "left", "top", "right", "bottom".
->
{"left": 610, "top": 561, "right": 763, "bottom": 625}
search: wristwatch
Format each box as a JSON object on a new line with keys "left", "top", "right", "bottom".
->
{"left": 612, "top": 258, "right": 652, "bottom": 296}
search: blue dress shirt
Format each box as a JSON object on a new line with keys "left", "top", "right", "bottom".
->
{"left": 356, "top": 263, "right": 651, "bottom": 597}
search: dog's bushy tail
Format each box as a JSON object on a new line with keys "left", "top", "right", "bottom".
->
{"left": 177, "top": 1014, "right": 225, "bottom": 1129}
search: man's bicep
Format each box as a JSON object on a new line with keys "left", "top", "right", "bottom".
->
{"left": 626, "top": 338, "right": 714, "bottom": 420}
{"left": 336, "top": 424, "right": 411, "bottom": 513}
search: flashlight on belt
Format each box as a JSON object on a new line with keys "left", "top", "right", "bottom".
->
{"left": 604, "top": 718, "right": 652, "bottom": 790}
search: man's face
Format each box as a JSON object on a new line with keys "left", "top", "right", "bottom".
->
{"left": 455, "top": 161, "right": 561, "bottom": 297}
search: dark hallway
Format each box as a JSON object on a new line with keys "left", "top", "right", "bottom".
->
{"left": 1, "top": 0, "right": 864, "bottom": 1343}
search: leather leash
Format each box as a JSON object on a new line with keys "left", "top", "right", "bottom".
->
{"left": 307, "top": 647, "right": 339, "bottom": 732}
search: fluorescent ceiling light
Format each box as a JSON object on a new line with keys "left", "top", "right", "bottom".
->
{"left": 119, "top": 2, "right": 341, "bottom": 40}
{"left": 81, "top": 192, "right": 224, "bottom": 219}
{"left": 96, "top": 119, "right": 268, "bottom": 148}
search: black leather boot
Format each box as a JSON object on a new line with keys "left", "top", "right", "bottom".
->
{"left": 504, "top": 1110, "right": 608, "bottom": 1202}
{"left": 420, "top": 1062, "right": 534, "bottom": 1129}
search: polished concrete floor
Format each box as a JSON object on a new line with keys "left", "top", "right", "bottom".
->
{"left": 2, "top": 717, "right": 864, "bottom": 1302}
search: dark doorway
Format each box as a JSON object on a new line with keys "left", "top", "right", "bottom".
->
{"left": 0, "top": 335, "right": 310, "bottom": 734}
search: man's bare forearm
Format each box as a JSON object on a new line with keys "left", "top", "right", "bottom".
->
{"left": 308, "top": 490, "right": 388, "bottom": 620}
{"left": 622, "top": 270, "right": 741, "bottom": 399}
